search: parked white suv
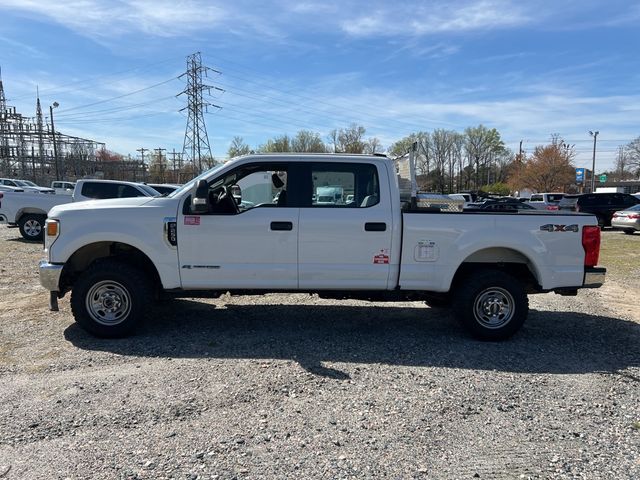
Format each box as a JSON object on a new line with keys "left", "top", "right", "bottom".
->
{"left": 51, "top": 181, "right": 76, "bottom": 195}
{"left": 528, "top": 192, "right": 565, "bottom": 211}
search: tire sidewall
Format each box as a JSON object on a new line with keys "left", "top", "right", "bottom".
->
{"left": 454, "top": 270, "right": 528, "bottom": 341}
{"left": 18, "top": 214, "right": 45, "bottom": 241}
{"left": 71, "top": 260, "right": 151, "bottom": 337}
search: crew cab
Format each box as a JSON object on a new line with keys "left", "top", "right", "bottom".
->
{"left": 0, "top": 179, "right": 160, "bottom": 241}
{"left": 39, "top": 154, "right": 606, "bottom": 340}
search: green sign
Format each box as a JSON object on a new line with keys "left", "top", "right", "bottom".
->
{"left": 599, "top": 174, "right": 607, "bottom": 183}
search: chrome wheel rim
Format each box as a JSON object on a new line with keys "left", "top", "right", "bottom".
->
{"left": 24, "top": 219, "right": 42, "bottom": 237}
{"left": 473, "top": 287, "right": 515, "bottom": 329}
{"left": 86, "top": 280, "right": 131, "bottom": 326}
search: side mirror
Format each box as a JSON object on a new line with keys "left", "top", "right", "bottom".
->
{"left": 191, "top": 179, "right": 209, "bottom": 213}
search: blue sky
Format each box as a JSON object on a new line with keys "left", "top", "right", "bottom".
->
{"left": 0, "top": 0, "right": 638, "bottom": 172}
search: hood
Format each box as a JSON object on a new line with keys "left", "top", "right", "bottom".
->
{"left": 49, "top": 196, "right": 159, "bottom": 217}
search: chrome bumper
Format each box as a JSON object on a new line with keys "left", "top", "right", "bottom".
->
{"left": 583, "top": 267, "right": 606, "bottom": 288}
{"left": 39, "top": 261, "right": 64, "bottom": 291}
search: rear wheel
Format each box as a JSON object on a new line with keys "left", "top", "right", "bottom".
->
{"left": 18, "top": 214, "right": 46, "bottom": 241}
{"left": 71, "top": 259, "right": 152, "bottom": 337}
{"left": 623, "top": 229, "right": 635, "bottom": 235}
{"left": 453, "top": 270, "right": 528, "bottom": 340}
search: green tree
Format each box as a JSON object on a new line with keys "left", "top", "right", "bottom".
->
{"left": 259, "top": 134, "right": 291, "bottom": 153}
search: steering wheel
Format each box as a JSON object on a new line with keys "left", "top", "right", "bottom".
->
{"left": 216, "top": 185, "right": 239, "bottom": 214}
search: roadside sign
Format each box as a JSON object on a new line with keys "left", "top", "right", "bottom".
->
{"left": 575, "top": 168, "right": 585, "bottom": 184}
{"left": 599, "top": 174, "right": 607, "bottom": 183}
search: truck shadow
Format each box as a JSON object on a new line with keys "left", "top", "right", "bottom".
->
{"left": 65, "top": 299, "right": 640, "bottom": 379}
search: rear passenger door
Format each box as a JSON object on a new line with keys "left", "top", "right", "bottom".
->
{"left": 297, "top": 162, "right": 394, "bottom": 289}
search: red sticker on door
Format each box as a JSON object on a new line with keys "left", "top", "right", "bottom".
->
{"left": 184, "top": 216, "right": 200, "bottom": 225}
{"left": 373, "top": 249, "right": 389, "bottom": 264}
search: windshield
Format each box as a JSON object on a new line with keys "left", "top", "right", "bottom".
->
{"left": 20, "top": 180, "right": 38, "bottom": 186}
{"left": 138, "top": 184, "right": 161, "bottom": 196}
{"left": 14, "top": 180, "right": 30, "bottom": 186}
{"left": 167, "top": 163, "right": 227, "bottom": 198}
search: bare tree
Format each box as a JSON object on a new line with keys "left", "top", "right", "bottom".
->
{"left": 227, "top": 136, "right": 251, "bottom": 158}
{"left": 292, "top": 130, "right": 327, "bottom": 153}
{"left": 337, "top": 124, "right": 366, "bottom": 153}
{"left": 364, "top": 137, "right": 383, "bottom": 154}
{"left": 625, "top": 136, "right": 640, "bottom": 175}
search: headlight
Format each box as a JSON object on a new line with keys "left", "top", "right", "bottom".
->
{"left": 44, "top": 218, "right": 60, "bottom": 253}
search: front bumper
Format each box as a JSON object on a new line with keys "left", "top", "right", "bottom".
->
{"left": 39, "top": 260, "right": 64, "bottom": 291}
{"left": 583, "top": 267, "right": 606, "bottom": 288}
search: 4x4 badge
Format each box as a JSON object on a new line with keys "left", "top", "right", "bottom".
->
{"left": 540, "top": 224, "right": 579, "bottom": 232}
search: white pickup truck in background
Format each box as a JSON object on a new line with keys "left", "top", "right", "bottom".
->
{"left": 39, "top": 154, "right": 606, "bottom": 341}
{"left": 0, "top": 179, "right": 160, "bottom": 241}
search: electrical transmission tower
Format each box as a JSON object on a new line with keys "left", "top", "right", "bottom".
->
{"left": 178, "top": 52, "right": 222, "bottom": 173}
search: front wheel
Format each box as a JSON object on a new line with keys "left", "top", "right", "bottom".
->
{"left": 623, "top": 229, "right": 635, "bottom": 235}
{"left": 453, "top": 270, "right": 528, "bottom": 341}
{"left": 18, "top": 214, "right": 46, "bottom": 241}
{"left": 71, "top": 260, "right": 153, "bottom": 337}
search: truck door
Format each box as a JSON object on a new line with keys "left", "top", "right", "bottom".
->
{"left": 177, "top": 162, "right": 300, "bottom": 289}
{"left": 298, "top": 162, "right": 394, "bottom": 289}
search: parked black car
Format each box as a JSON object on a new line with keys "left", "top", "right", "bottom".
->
{"left": 558, "top": 193, "right": 640, "bottom": 227}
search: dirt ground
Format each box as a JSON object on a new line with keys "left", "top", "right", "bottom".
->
{"left": 0, "top": 226, "right": 638, "bottom": 479}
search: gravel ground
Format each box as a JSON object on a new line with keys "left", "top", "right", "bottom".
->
{"left": 0, "top": 226, "right": 638, "bottom": 479}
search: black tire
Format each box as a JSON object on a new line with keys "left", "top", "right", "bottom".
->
{"left": 623, "top": 229, "right": 635, "bottom": 235}
{"left": 453, "top": 270, "right": 528, "bottom": 341}
{"left": 424, "top": 293, "right": 452, "bottom": 308}
{"left": 18, "top": 214, "right": 46, "bottom": 241}
{"left": 70, "top": 259, "right": 152, "bottom": 338}
{"left": 595, "top": 215, "right": 605, "bottom": 229}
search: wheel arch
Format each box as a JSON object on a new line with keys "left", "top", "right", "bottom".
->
{"left": 451, "top": 247, "right": 542, "bottom": 293}
{"left": 60, "top": 241, "right": 162, "bottom": 295}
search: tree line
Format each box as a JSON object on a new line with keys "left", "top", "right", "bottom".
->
{"left": 227, "top": 124, "right": 627, "bottom": 194}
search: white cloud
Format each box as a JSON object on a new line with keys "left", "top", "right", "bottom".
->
{"left": 341, "top": 0, "right": 532, "bottom": 37}
{"left": 0, "top": 0, "right": 229, "bottom": 39}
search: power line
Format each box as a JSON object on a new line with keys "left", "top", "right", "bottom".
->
{"left": 58, "top": 77, "right": 179, "bottom": 114}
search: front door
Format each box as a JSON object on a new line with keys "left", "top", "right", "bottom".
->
{"left": 178, "top": 163, "right": 299, "bottom": 289}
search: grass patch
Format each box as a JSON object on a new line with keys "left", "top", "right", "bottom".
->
{"left": 599, "top": 230, "right": 640, "bottom": 288}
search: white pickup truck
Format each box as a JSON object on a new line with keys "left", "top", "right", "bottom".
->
{"left": 0, "top": 179, "right": 160, "bottom": 241}
{"left": 39, "top": 154, "right": 605, "bottom": 340}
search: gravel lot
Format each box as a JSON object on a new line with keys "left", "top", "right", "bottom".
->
{"left": 0, "top": 226, "right": 638, "bottom": 479}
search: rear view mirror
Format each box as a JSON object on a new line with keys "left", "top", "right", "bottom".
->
{"left": 191, "top": 179, "right": 209, "bottom": 213}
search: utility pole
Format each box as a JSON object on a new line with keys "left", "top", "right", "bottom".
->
{"left": 154, "top": 147, "right": 166, "bottom": 182}
{"left": 168, "top": 148, "right": 181, "bottom": 182}
{"left": 589, "top": 131, "right": 599, "bottom": 193}
{"left": 136, "top": 147, "right": 149, "bottom": 164}
{"left": 178, "top": 52, "right": 222, "bottom": 173}
{"left": 518, "top": 140, "right": 523, "bottom": 160}
{"left": 136, "top": 148, "right": 149, "bottom": 182}
{"left": 49, "top": 102, "right": 60, "bottom": 181}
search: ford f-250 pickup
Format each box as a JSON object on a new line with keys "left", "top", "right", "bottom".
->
{"left": 39, "top": 154, "right": 605, "bottom": 340}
